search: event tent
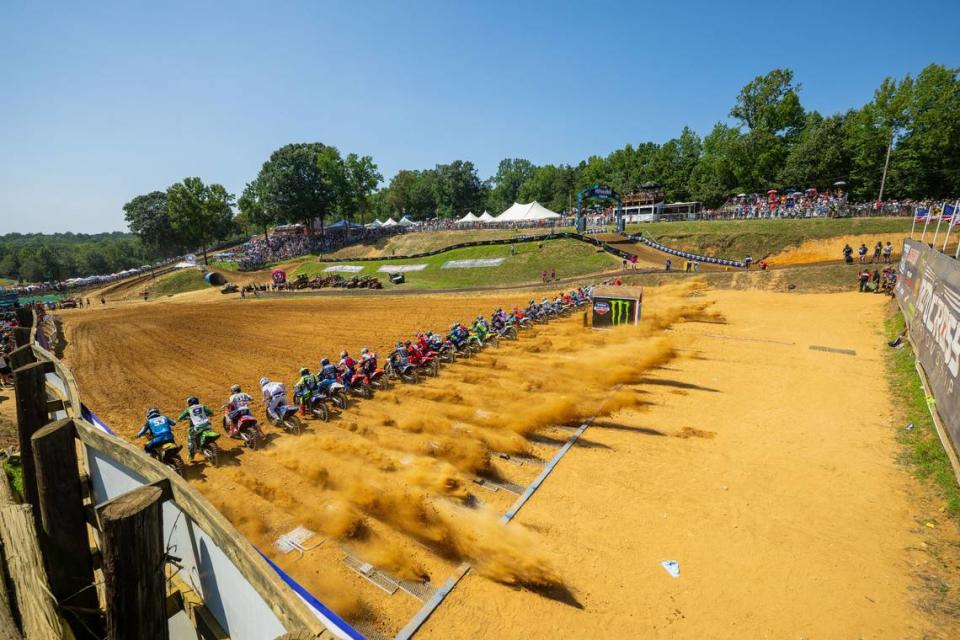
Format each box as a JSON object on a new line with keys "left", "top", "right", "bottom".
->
{"left": 398, "top": 216, "right": 418, "bottom": 227}
{"left": 365, "top": 219, "right": 383, "bottom": 229}
{"left": 456, "top": 212, "right": 479, "bottom": 224}
{"left": 495, "top": 201, "right": 561, "bottom": 222}
{"left": 477, "top": 210, "right": 496, "bottom": 222}
{"left": 381, "top": 217, "right": 398, "bottom": 227}
{"left": 328, "top": 219, "right": 364, "bottom": 230}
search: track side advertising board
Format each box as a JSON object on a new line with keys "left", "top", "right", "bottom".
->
{"left": 896, "top": 239, "right": 960, "bottom": 458}
{"left": 591, "top": 285, "right": 642, "bottom": 328}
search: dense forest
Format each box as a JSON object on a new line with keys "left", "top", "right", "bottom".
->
{"left": 0, "top": 232, "right": 147, "bottom": 283}
{"left": 4, "top": 64, "right": 958, "bottom": 283}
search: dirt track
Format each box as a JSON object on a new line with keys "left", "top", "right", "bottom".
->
{"left": 59, "top": 286, "right": 960, "bottom": 638}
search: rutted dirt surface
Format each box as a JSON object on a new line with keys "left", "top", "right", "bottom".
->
{"left": 767, "top": 232, "right": 910, "bottom": 266}
{"left": 58, "top": 287, "right": 960, "bottom": 638}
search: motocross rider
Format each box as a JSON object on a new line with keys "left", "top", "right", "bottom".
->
{"left": 391, "top": 341, "right": 410, "bottom": 368}
{"left": 359, "top": 347, "right": 378, "bottom": 375}
{"left": 178, "top": 396, "right": 215, "bottom": 460}
{"left": 260, "top": 376, "right": 290, "bottom": 424}
{"left": 293, "top": 367, "right": 320, "bottom": 415}
{"left": 472, "top": 315, "right": 490, "bottom": 341}
{"left": 136, "top": 407, "right": 177, "bottom": 455}
{"left": 338, "top": 351, "right": 357, "bottom": 384}
{"left": 225, "top": 384, "right": 255, "bottom": 436}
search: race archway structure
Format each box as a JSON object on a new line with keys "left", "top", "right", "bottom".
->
{"left": 577, "top": 184, "right": 624, "bottom": 233}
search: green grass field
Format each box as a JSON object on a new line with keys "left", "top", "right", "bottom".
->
{"left": 149, "top": 269, "right": 211, "bottom": 296}
{"left": 324, "top": 227, "right": 563, "bottom": 259}
{"left": 295, "top": 239, "right": 618, "bottom": 289}
{"left": 626, "top": 217, "right": 914, "bottom": 260}
{"left": 885, "top": 313, "right": 960, "bottom": 521}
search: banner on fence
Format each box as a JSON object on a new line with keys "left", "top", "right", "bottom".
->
{"left": 896, "top": 239, "right": 960, "bottom": 457}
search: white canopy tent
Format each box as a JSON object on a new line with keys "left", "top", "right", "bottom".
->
{"left": 398, "top": 216, "right": 418, "bottom": 227}
{"left": 456, "top": 212, "right": 479, "bottom": 224}
{"left": 477, "top": 210, "right": 496, "bottom": 222}
{"left": 381, "top": 217, "right": 398, "bottom": 227}
{"left": 328, "top": 219, "right": 364, "bottom": 230}
{"left": 495, "top": 201, "right": 561, "bottom": 222}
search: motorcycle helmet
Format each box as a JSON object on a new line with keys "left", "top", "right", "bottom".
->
{"left": 186, "top": 395, "right": 199, "bottom": 406}
{"left": 404, "top": 340, "right": 411, "bottom": 346}
{"left": 299, "top": 367, "right": 309, "bottom": 376}
{"left": 360, "top": 347, "right": 369, "bottom": 355}
{"left": 340, "top": 351, "right": 347, "bottom": 359}
{"left": 146, "top": 407, "right": 160, "bottom": 418}
{"left": 230, "top": 384, "right": 241, "bottom": 394}
{"left": 259, "top": 377, "right": 270, "bottom": 387}
{"left": 321, "top": 358, "right": 330, "bottom": 366}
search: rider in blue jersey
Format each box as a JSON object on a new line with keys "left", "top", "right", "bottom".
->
{"left": 136, "top": 407, "right": 177, "bottom": 454}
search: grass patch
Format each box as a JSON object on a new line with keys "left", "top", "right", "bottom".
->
{"left": 208, "top": 260, "right": 239, "bottom": 272}
{"left": 295, "top": 239, "right": 618, "bottom": 289}
{"left": 149, "top": 269, "right": 210, "bottom": 296}
{"left": 885, "top": 312, "right": 960, "bottom": 519}
{"left": 324, "top": 227, "right": 567, "bottom": 259}
{"left": 626, "top": 217, "right": 914, "bottom": 260}
{"left": 3, "top": 457, "right": 23, "bottom": 501}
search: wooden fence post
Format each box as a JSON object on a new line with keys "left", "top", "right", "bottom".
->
{"left": 31, "top": 419, "right": 101, "bottom": 636}
{"left": 13, "top": 362, "right": 48, "bottom": 524}
{"left": 101, "top": 485, "right": 167, "bottom": 640}
{"left": 7, "top": 345, "right": 36, "bottom": 371}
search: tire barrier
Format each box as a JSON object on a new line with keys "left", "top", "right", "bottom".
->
{"left": 309, "top": 231, "right": 744, "bottom": 269}
{"left": 628, "top": 235, "right": 746, "bottom": 268}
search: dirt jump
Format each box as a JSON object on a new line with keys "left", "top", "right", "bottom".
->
{"left": 58, "top": 283, "right": 960, "bottom": 638}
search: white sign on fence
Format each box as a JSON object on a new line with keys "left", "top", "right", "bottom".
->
{"left": 377, "top": 264, "right": 428, "bottom": 273}
{"left": 441, "top": 258, "right": 505, "bottom": 269}
{"left": 323, "top": 265, "right": 364, "bottom": 273}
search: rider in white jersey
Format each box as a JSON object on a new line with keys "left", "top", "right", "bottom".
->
{"left": 259, "top": 377, "right": 289, "bottom": 423}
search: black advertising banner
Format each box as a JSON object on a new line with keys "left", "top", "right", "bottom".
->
{"left": 896, "top": 239, "right": 960, "bottom": 455}
{"left": 592, "top": 297, "right": 638, "bottom": 328}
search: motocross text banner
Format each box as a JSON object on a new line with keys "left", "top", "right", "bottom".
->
{"left": 896, "top": 239, "right": 960, "bottom": 457}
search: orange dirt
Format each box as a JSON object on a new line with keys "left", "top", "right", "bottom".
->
{"left": 767, "top": 233, "right": 913, "bottom": 266}
{"left": 57, "top": 286, "right": 960, "bottom": 638}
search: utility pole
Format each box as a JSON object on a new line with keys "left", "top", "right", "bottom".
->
{"left": 877, "top": 129, "right": 894, "bottom": 204}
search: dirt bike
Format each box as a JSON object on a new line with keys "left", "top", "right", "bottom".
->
{"left": 385, "top": 358, "right": 419, "bottom": 383}
{"left": 302, "top": 392, "right": 330, "bottom": 421}
{"left": 494, "top": 322, "right": 518, "bottom": 341}
{"left": 475, "top": 331, "right": 499, "bottom": 349}
{"left": 339, "top": 369, "right": 372, "bottom": 399}
{"left": 191, "top": 424, "right": 222, "bottom": 467}
{"left": 222, "top": 407, "right": 263, "bottom": 450}
{"left": 510, "top": 314, "right": 532, "bottom": 330}
{"left": 410, "top": 350, "right": 440, "bottom": 376}
{"left": 271, "top": 403, "right": 304, "bottom": 435}
{"left": 318, "top": 378, "right": 348, "bottom": 409}
{"left": 148, "top": 441, "right": 186, "bottom": 476}
{"left": 359, "top": 361, "right": 389, "bottom": 389}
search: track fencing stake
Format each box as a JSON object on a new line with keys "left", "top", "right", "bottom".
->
{"left": 100, "top": 485, "right": 167, "bottom": 640}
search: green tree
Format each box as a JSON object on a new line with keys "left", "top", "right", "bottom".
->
{"left": 730, "top": 68, "right": 805, "bottom": 136}
{"left": 434, "top": 161, "right": 483, "bottom": 218}
{"left": 488, "top": 158, "right": 535, "bottom": 213}
{"left": 166, "top": 177, "right": 235, "bottom": 265}
{"left": 340, "top": 153, "right": 382, "bottom": 223}
{"left": 780, "top": 112, "right": 852, "bottom": 189}
{"left": 123, "top": 191, "right": 179, "bottom": 258}
{"left": 237, "top": 180, "right": 275, "bottom": 241}
{"left": 255, "top": 143, "right": 340, "bottom": 235}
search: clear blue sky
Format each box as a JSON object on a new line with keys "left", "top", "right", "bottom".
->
{"left": 2, "top": 0, "right": 957, "bottom": 234}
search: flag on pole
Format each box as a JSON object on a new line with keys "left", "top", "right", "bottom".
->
{"left": 919, "top": 207, "right": 932, "bottom": 242}
{"left": 932, "top": 202, "right": 947, "bottom": 247}
{"left": 941, "top": 202, "right": 959, "bottom": 252}
{"left": 911, "top": 207, "right": 927, "bottom": 238}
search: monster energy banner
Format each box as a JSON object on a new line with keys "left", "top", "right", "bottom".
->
{"left": 896, "top": 239, "right": 960, "bottom": 457}
{"left": 591, "top": 285, "right": 642, "bottom": 328}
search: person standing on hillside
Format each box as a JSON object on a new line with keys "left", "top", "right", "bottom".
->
{"left": 872, "top": 242, "right": 882, "bottom": 263}
{"left": 858, "top": 243, "right": 868, "bottom": 264}
{"left": 858, "top": 269, "right": 871, "bottom": 292}
{"left": 883, "top": 242, "right": 893, "bottom": 263}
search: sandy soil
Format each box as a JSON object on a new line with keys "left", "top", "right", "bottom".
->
{"left": 418, "top": 289, "right": 960, "bottom": 639}
{"left": 768, "top": 232, "right": 915, "bottom": 266}
{"left": 58, "top": 286, "right": 960, "bottom": 638}
{"left": 0, "top": 386, "right": 17, "bottom": 450}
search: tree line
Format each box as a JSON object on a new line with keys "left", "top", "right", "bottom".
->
{"left": 0, "top": 232, "right": 147, "bottom": 283}
{"left": 5, "top": 63, "right": 955, "bottom": 283}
